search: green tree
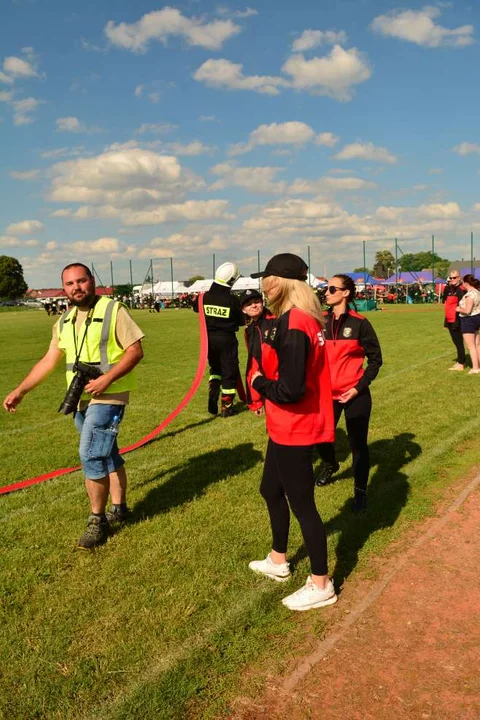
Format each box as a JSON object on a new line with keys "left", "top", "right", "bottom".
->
{"left": 399, "top": 251, "right": 447, "bottom": 272}
{"left": 373, "top": 250, "right": 396, "bottom": 279}
{"left": 353, "top": 266, "right": 372, "bottom": 274}
{"left": 0, "top": 256, "right": 28, "bottom": 299}
{"left": 115, "top": 283, "right": 134, "bottom": 296}
{"left": 187, "top": 275, "right": 205, "bottom": 286}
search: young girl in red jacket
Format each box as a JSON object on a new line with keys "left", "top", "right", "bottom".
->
{"left": 317, "top": 275, "right": 383, "bottom": 512}
{"left": 247, "top": 253, "right": 337, "bottom": 612}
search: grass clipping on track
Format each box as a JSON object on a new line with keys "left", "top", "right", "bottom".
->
{"left": 0, "top": 305, "right": 475, "bottom": 719}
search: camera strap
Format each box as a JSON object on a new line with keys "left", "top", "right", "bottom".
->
{"left": 72, "top": 300, "right": 98, "bottom": 365}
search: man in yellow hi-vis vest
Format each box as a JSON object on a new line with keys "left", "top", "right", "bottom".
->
{"left": 3, "top": 263, "right": 144, "bottom": 550}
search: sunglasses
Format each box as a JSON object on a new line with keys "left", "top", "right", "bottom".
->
{"left": 326, "top": 285, "right": 345, "bottom": 294}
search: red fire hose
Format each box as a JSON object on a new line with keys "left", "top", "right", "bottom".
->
{"left": 0, "top": 295, "right": 209, "bottom": 496}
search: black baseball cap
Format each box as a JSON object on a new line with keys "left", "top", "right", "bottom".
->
{"left": 239, "top": 289, "right": 263, "bottom": 307}
{"left": 251, "top": 253, "right": 308, "bottom": 281}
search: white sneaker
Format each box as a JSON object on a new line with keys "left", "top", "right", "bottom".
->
{"left": 282, "top": 576, "right": 337, "bottom": 611}
{"left": 248, "top": 554, "right": 291, "bottom": 582}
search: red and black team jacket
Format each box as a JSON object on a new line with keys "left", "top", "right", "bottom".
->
{"left": 244, "top": 309, "right": 275, "bottom": 412}
{"left": 324, "top": 308, "right": 382, "bottom": 400}
{"left": 251, "top": 308, "right": 334, "bottom": 446}
{"left": 441, "top": 284, "right": 466, "bottom": 325}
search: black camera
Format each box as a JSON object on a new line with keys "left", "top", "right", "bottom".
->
{"left": 58, "top": 361, "right": 103, "bottom": 415}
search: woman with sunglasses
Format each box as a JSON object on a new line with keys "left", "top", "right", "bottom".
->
{"left": 317, "top": 275, "right": 382, "bottom": 513}
{"left": 247, "top": 253, "right": 337, "bottom": 612}
{"left": 442, "top": 270, "right": 466, "bottom": 371}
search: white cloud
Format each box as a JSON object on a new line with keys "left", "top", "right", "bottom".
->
{"left": 12, "top": 97, "right": 42, "bottom": 125}
{"left": 452, "top": 142, "right": 480, "bottom": 156}
{"left": 0, "top": 71, "right": 14, "bottom": 85}
{"left": 371, "top": 7, "right": 474, "bottom": 48}
{"left": 210, "top": 163, "right": 286, "bottom": 194}
{"left": 0, "top": 235, "right": 39, "bottom": 247}
{"left": 148, "top": 91, "right": 161, "bottom": 104}
{"left": 122, "top": 199, "right": 232, "bottom": 226}
{"left": 417, "top": 202, "right": 461, "bottom": 218}
{"left": 9, "top": 169, "right": 40, "bottom": 180}
{"left": 228, "top": 121, "right": 316, "bottom": 155}
{"left": 199, "top": 114, "right": 216, "bottom": 122}
{"left": 2, "top": 55, "right": 38, "bottom": 79}
{"left": 134, "top": 84, "right": 143, "bottom": 97}
{"left": 135, "top": 122, "right": 177, "bottom": 135}
{"left": 40, "top": 146, "right": 88, "bottom": 159}
{"left": 72, "top": 237, "right": 120, "bottom": 254}
{"left": 334, "top": 142, "right": 397, "bottom": 164}
{"left": 6, "top": 219, "right": 45, "bottom": 235}
{"left": 289, "top": 176, "right": 377, "bottom": 193}
{"left": 428, "top": 167, "right": 443, "bottom": 174}
{"left": 105, "top": 7, "right": 241, "bottom": 52}
{"left": 166, "top": 141, "right": 213, "bottom": 156}
{"left": 216, "top": 7, "right": 258, "bottom": 19}
{"left": 292, "top": 29, "right": 347, "bottom": 52}
{"left": 194, "top": 58, "right": 288, "bottom": 95}
{"left": 315, "top": 132, "right": 339, "bottom": 147}
{"left": 0, "top": 90, "right": 13, "bottom": 102}
{"left": 282, "top": 45, "right": 371, "bottom": 101}
{"left": 55, "top": 116, "right": 102, "bottom": 134}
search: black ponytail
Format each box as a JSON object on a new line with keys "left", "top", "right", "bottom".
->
{"left": 333, "top": 274, "right": 357, "bottom": 310}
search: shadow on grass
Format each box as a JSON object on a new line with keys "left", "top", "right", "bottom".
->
{"left": 326, "top": 431, "right": 421, "bottom": 591}
{"left": 132, "top": 442, "right": 262, "bottom": 521}
{"left": 291, "top": 432, "right": 421, "bottom": 589}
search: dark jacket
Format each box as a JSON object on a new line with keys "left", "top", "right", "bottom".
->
{"left": 244, "top": 309, "right": 275, "bottom": 411}
{"left": 252, "top": 308, "right": 334, "bottom": 446}
{"left": 193, "top": 282, "right": 244, "bottom": 334}
{"left": 324, "top": 308, "right": 382, "bottom": 400}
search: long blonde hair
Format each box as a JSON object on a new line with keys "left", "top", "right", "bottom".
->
{"left": 262, "top": 276, "right": 324, "bottom": 327}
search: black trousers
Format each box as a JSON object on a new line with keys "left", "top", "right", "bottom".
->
{"left": 334, "top": 391, "right": 372, "bottom": 491}
{"left": 207, "top": 333, "right": 239, "bottom": 392}
{"left": 446, "top": 321, "right": 466, "bottom": 364}
{"left": 260, "top": 439, "right": 328, "bottom": 576}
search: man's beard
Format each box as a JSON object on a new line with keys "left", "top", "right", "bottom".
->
{"left": 70, "top": 289, "right": 96, "bottom": 308}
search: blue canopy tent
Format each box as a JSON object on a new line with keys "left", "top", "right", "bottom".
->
{"left": 383, "top": 270, "right": 445, "bottom": 284}
{"left": 459, "top": 267, "right": 480, "bottom": 280}
{"left": 345, "top": 271, "right": 377, "bottom": 285}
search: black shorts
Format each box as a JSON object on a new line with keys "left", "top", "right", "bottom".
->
{"left": 460, "top": 315, "right": 480, "bottom": 333}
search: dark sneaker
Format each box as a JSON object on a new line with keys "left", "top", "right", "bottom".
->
{"left": 105, "top": 505, "right": 130, "bottom": 527}
{"left": 221, "top": 395, "right": 235, "bottom": 417}
{"left": 208, "top": 380, "right": 221, "bottom": 415}
{"left": 315, "top": 461, "right": 340, "bottom": 487}
{"left": 353, "top": 487, "right": 367, "bottom": 513}
{"left": 77, "top": 515, "right": 109, "bottom": 550}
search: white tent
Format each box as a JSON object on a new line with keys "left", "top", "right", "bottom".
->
{"left": 153, "top": 281, "right": 189, "bottom": 296}
{"left": 139, "top": 281, "right": 189, "bottom": 296}
{"left": 232, "top": 276, "right": 260, "bottom": 291}
{"left": 188, "top": 279, "right": 214, "bottom": 292}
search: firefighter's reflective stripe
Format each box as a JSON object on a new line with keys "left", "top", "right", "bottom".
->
{"left": 204, "top": 304, "right": 231, "bottom": 318}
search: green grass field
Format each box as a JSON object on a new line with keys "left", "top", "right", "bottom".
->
{"left": 0, "top": 306, "right": 476, "bottom": 719}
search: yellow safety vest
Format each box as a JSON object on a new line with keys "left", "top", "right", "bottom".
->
{"left": 57, "top": 296, "right": 136, "bottom": 397}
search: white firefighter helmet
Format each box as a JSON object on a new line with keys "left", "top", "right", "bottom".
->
{"left": 215, "top": 261, "right": 240, "bottom": 286}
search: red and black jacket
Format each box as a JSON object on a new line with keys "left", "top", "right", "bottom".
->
{"left": 252, "top": 308, "right": 334, "bottom": 446}
{"left": 324, "top": 308, "right": 382, "bottom": 400}
{"left": 244, "top": 309, "right": 275, "bottom": 411}
{"left": 442, "top": 284, "right": 466, "bottom": 325}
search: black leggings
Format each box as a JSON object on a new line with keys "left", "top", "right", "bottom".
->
{"left": 334, "top": 391, "right": 372, "bottom": 491}
{"left": 446, "top": 323, "right": 466, "bottom": 365}
{"left": 260, "top": 439, "right": 328, "bottom": 576}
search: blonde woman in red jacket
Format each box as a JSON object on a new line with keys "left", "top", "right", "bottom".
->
{"left": 247, "top": 254, "right": 337, "bottom": 612}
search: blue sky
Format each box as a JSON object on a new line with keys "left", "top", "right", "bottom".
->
{"left": 2, "top": 0, "right": 480, "bottom": 287}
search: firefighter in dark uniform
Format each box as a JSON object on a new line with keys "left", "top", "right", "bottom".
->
{"left": 193, "top": 262, "right": 244, "bottom": 417}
